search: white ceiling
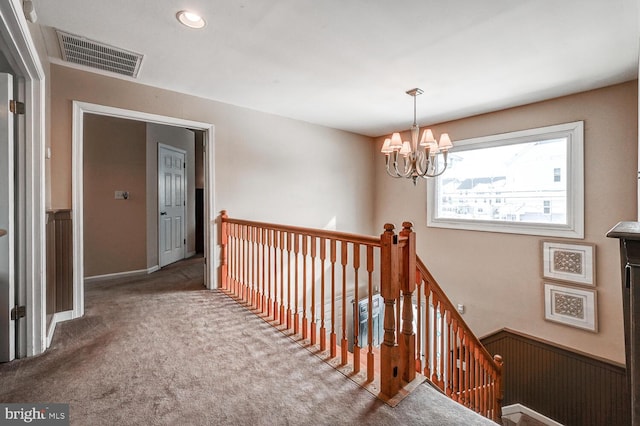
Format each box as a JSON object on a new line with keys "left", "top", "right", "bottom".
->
{"left": 30, "top": 0, "right": 639, "bottom": 137}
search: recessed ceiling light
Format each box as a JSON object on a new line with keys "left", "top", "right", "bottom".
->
{"left": 176, "top": 10, "right": 206, "bottom": 29}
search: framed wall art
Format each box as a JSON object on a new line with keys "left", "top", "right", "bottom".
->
{"left": 544, "top": 282, "right": 597, "bottom": 332}
{"left": 541, "top": 240, "right": 595, "bottom": 286}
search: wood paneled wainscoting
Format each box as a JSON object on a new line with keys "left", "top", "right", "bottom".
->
{"left": 481, "top": 329, "right": 629, "bottom": 426}
{"left": 45, "top": 210, "right": 73, "bottom": 329}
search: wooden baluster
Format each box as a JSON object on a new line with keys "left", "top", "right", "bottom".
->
{"left": 310, "top": 236, "right": 317, "bottom": 345}
{"left": 366, "top": 245, "right": 375, "bottom": 383}
{"left": 493, "top": 354, "right": 504, "bottom": 422}
{"left": 238, "top": 224, "right": 243, "bottom": 299}
{"left": 227, "top": 223, "right": 233, "bottom": 293}
{"left": 423, "top": 282, "right": 431, "bottom": 379}
{"left": 241, "top": 224, "right": 247, "bottom": 302}
{"left": 465, "top": 334, "right": 471, "bottom": 407}
{"left": 319, "top": 237, "right": 327, "bottom": 352}
{"left": 352, "top": 243, "right": 361, "bottom": 374}
{"left": 261, "top": 228, "right": 267, "bottom": 314}
{"left": 286, "top": 232, "right": 293, "bottom": 329}
{"left": 293, "top": 233, "right": 300, "bottom": 335}
{"left": 248, "top": 226, "right": 253, "bottom": 306}
{"left": 468, "top": 341, "right": 475, "bottom": 409}
{"left": 415, "top": 275, "right": 422, "bottom": 374}
{"left": 233, "top": 223, "right": 239, "bottom": 297}
{"left": 438, "top": 302, "right": 446, "bottom": 391}
{"left": 480, "top": 358, "right": 487, "bottom": 417}
{"left": 380, "top": 223, "right": 401, "bottom": 398}
{"left": 446, "top": 311, "right": 454, "bottom": 397}
{"left": 330, "top": 239, "right": 337, "bottom": 359}
{"left": 431, "top": 295, "right": 440, "bottom": 386}
{"left": 340, "top": 240, "right": 348, "bottom": 365}
{"left": 472, "top": 346, "right": 478, "bottom": 412}
{"left": 273, "top": 230, "right": 280, "bottom": 322}
{"left": 451, "top": 320, "right": 459, "bottom": 402}
{"left": 242, "top": 226, "right": 251, "bottom": 304}
{"left": 273, "top": 231, "right": 285, "bottom": 325}
{"left": 255, "top": 227, "right": 260, "bottom": 309}
{"left": 252, "top": 226, "right": 258, "bottom": 308}
{"left": 220, "top": 211, "right": 228, "bottom": 290}
{"left": 458, "top": 327, "right": 465, "bottom": 404}
{"left": 266, "top": 229, "right": 272, "bottom": 318}
{"left": 453, "top": 321, "right": 464, "bottom": 401}
{"left": 302, "top": 235, "right": 309, "bottom": 340}
{"left": 399, "top": 221, "right": 416, "bottom": 384}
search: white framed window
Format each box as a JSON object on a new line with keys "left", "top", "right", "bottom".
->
{"left": 427, "top": 121, "right": 584, "bottom": 238}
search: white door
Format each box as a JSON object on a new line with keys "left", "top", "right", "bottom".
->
{"left": 158, "top": 144, "right": 186, "bottom": 267}
{"left": 0, "top": 73, "right": 15, "bottom": 362}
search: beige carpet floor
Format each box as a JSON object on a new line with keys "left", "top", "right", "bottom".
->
{"left": 0, "top": 257, "right": 495, "bottom": 425}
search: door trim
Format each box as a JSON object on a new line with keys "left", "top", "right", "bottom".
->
{"left": 157, "top": 143, "right": 187, "bottom": 268}
{"left": 0, "top": 1, "right": 47, "bottom": 357}
{"left": 72, "top": 102, "right": 216, "bottom": 321}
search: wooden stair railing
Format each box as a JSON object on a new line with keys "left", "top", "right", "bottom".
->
{"left": 220, "top": 212, "right": 503, "bottom": 422}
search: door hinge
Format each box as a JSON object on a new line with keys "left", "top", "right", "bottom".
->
{"left": 184, "top": 238, "right": 186, "bottom": 245}
{"left": 11, "top": 305, "right": 26, "bottom": 321}
{"left": 9, "top": 100, "right": 25, "bottom": 115}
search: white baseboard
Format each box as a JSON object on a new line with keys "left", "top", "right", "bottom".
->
{"left": 85, "top": 265, "right": 160, "bottom": 283}
{"left": 502, "top": 403, "right": 564, "bottom": 426}
{"left": 46, "top": 310, "right": 74, "bottom": 348}
{"left": 186, "top": 251, "right": 196, "bottom": 258}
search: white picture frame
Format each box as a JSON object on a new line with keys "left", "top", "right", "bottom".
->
{"left": 541, "top": 240, "right": 595, "bottom": 286}
{"left": 544, "top": 282, "right": 597, "bottom": 332}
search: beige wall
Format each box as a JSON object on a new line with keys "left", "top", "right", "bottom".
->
{"left": 48, "top": 64, "right": 376, "bottom": 236}
{"left": 83, "top": 114, "right": 147, "bottom": 277}
{"left": 146, "top": 123, "right": 196, "bottom": 267}
{"left": 374, "top": 81, "right": 638, "bottom": 364}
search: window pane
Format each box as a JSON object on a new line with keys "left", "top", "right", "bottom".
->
{"left": 436, "top": 137, "right": 567, "bottom": 224}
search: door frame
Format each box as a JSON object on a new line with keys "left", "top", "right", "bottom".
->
{"left": 157, "top": 142, "right": 187, "bottom": 268}
{"left": 72, "top": 102, "right": 216, "bottom": 320}
{"left": 0, "top": 1, "right": 47, "bottom": 358}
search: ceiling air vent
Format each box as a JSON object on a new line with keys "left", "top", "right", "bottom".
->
{"left": 56, "top": 30, "right": 143, "bottom": 78}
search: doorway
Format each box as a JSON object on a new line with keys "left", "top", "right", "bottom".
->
{"left": 72, "top": 102, "right": 216, "bottom": 321}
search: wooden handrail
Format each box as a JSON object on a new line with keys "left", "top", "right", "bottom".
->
{"left": 222, "top": 215, "right": 381, "bottom": 247}
{"left": 220, "top": 212, "right": 502, "bottom": 422}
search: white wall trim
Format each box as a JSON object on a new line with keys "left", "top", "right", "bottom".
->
{"left": 72, "top": 102, "right": 217, "bottom": 324}
{"left": 45, "top": 310, "right": 73, "bottom": 348}
{"left": 84, "top": 265, "right": 160, "bottom": 283}
{"left": 0, "top": 0, "right": 47, "bottom": 357}
{"left": 502, "top": 403, "right": 564, "bottom": 426}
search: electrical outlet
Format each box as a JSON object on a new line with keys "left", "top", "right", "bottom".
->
{"left": 457, "top": 304, "right": 465, "bottom": 314}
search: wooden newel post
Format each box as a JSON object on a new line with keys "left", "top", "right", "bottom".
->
{"left": 220, "top": 210, "right": 229, "bottom": 290}
{"left": 493, "top": 354, "right": 504, "bottom": 422}
{"left": 380, "top": 223, "right": 401, "bottom": 398}
{"left": 399, "top": 221, "right": 417, "bottom": 383}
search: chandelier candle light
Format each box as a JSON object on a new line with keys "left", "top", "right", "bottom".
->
{"left": 381, "top": 88, "right": 453, "bottom": 185}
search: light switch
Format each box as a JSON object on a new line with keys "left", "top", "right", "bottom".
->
{"left": 457, "top": 304, "right": 465, "bottom": 314}
{"left": 115, "top": 191, "right": 129, "bottom": 200}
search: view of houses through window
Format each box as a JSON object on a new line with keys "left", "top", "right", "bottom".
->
{"left": 427, "top": 121, "right": 584, "bottom": 238}
{"left": 436, "top": 137, "right": 568, "bottom": 224}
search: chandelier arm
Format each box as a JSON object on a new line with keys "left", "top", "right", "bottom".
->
{"left": 413, "top": 150, "right": 432, "bottom": 177}
{"left": 384, "top": 155, "right": 399, "bottom": 177}
{"left": 419, "top": 153, "right": 450, "bottom": 178}
{"left": 395, "top": 155, "right": 415, "bottom": 178}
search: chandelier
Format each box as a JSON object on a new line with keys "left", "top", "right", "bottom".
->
{"left": 381, "top": 88, "right": 453, "bottom": 185}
